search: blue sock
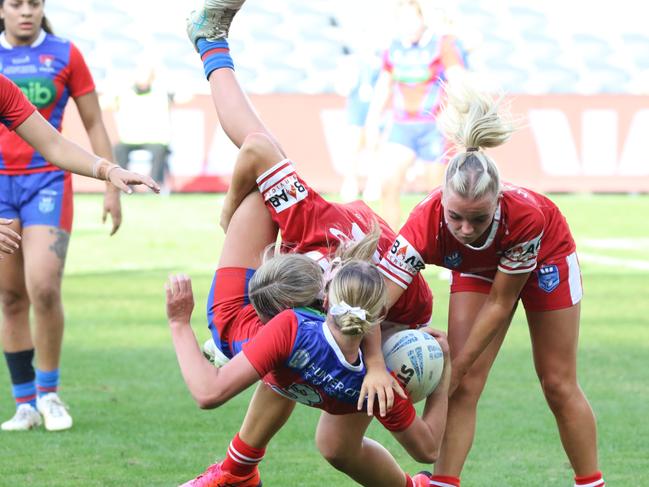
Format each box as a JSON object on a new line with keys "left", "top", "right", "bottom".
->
{"left": 12, "top": 381, "right": 37, "bottom": 409}
{"left": 197, "top": 38, "right": 234, "bottom": 79}
{"left": 36, "top": 368, "right": 59, "bottom": 398}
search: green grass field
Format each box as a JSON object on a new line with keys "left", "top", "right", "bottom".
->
{"left": 1, "top": 193, "right": 647, "bottom": 486}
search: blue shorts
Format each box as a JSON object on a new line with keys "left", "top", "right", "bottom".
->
{"left": 206, "top": 267, "right": 263, "bottom": 359}
{"left": 386, "top": 120, "right": 445, "bottom": 163}
{"left": 0, "top": 170, "right": 73, "bottom": 232}
{"left": 346, "top": 94, "right": 371, "bottom": 127}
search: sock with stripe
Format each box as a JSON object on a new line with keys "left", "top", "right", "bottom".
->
{"left": 35, "top": 368, "right": 59, "bottom": 397}
{"left": 431, "top": 474, "right": 461, "bottom": 487}
{"left": 197, "top": 38, "right": 234, "bottom": 80}
{"left": 4, "top": 349, "right": 36, "bottom": 408}
{"left": 222, "top": 433, "right": 265, "bottom": 477}
{"left": 575, "top": 471, "right": 605, "bottom": 487}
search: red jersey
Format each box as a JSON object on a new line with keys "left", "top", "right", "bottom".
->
{"left": 0, "top": 74, "right": 35, "bottom": 131}
{"left": 257, "top": 159, "right": 433, "bottom": 327}
{"left": 379, "top": 184, "right": 576, "bottom": 288}
{"left": 0, "top": 31, "right": 95, "bottom": 174}
{"left": 242, "top": 307, "right": 416, "bottom": 432}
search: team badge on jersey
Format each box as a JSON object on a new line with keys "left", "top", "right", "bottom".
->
{"left": 263, "top": 174, "right": 308, "bottom": 213}
{"left": 537, "top": 265, "right": 560, "bottom": 293}
{"left": 443, "top": 251, "right": 462, "bottom": 268}
{"left": 38, "top": 189, "right": 57, "bottom": 214}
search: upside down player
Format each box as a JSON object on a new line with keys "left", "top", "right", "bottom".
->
{"left": 167, "top": 215, "right": 450, "bottom": 487}
{"left": 378, "top": 85, "right": 606, "bottom": 487}
{"left": 0, "top": 0, "right": 158, "bottom": 432}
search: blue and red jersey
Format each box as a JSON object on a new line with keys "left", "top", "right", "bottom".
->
{"left": 243, "top": 307, "right": 416, "bottom": 432}
{"left": 383, "top": 32, "right": 464, "bottom": 121}
{"left": 0, "top": 30, "right": 95, "bottom": 174}
{"left": 0, "top": 73, "right": 35, "bottom": 130}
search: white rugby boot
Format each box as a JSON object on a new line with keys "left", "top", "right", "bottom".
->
{"left": 37, "top": 393, "right": 73, "bottom": 431}
{"left": 1, "top": 404, "right": 42, "bottom": 431}
{"left": 202, "top": 338, "right": 231, "bottom": 368}
{"left": 187, "top": 0, "right": 246, "bottom": 48}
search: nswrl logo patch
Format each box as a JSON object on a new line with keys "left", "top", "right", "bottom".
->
{"left": 537, "top": 264, "right": 559, "bottom": 293}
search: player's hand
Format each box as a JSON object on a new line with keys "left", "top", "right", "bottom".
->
{"left": 358, "top": 367, "right": 407, "bottom": 417}
{"left": 107, "top": 167, "right": 160, "bottom": 194}
{"left": 102, "top": 185, "right": 122, "bottom": 236}
{"left": 165, "top": 274, "right": 195, "bottom": 328}
{"left": 0, "top": 218, "right": 20, "bottom": 257}
{"left": 420, "top": 326, "right": 449, "bottom": 357}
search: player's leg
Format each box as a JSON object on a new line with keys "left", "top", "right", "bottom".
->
{"left": 316, "top": 411, "right": 414, "bottom": 487}
{"left": 180, "top": 383, "right": 294, "bottom": 486}
{"left": 21, "top": 224, "right": 71, "bottom": 431}
{"left": 187, "top": 0, "right": 283, "bottom": 152}
{"left": 0, "top": 215, "right": 42, "bottom": 431}
{"left": 526, "top": 304, "right": 604, "bottom": 485}
{"left": 432, "top": 290, "right": 512, "bottom": 485}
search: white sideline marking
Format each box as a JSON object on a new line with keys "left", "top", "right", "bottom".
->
{"left": 580, "top": 238, "right": 649, "bottom": 250}
{"left": 578, "top": 252, "right": 649, "bottom": 271}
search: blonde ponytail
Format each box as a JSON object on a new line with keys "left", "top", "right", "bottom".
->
{"left": 438, "top": 84, "right": 516, "bottom": 200}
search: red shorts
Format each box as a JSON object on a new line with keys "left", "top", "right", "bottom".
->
{"left": 256, "top": 159, "right": 432, "bottom": 327}
{"left": 206, "top": 267, "right": 264, "bottom": 359}
{"left": 450, "top": 252, "right": 583, "bottom": 312}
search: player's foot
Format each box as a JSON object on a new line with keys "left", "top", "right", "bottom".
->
{"left": 180, "top": 461, "right": 262, "bottom": 487}
{"left": 187, "top": 0, "right": 246, "bottom": 48}
{"left": 202, "top": 338, "right": 231, "bottom": 368}
{"left": 412, "top": 471, "right": 432, "bottom": 486}
{"left": 1, "top": 404, "right": 42, "bottom": 431}
{"left": 37, "top": 393, "right": 73, "bottom": 431}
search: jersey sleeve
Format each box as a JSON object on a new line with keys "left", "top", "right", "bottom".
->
{"left": 242, "top": 310, "right": 299, "bottom": 377}
{"left": 375, "top": 391, "right": 416, "bottom": 432}
{"left": 0, "top": 74, "right": 36, "bottom": 130}
{"left": 67, "top": 43, "right": 96, "bottom": 98}
{"left": 378, "top": 201, "right": 432, "bottom": 289}
{"left": 498, "top": 208, "right": 544, "bottom": 274}
{"left": 440, "top": 35, "right": 465, "bottom": 70}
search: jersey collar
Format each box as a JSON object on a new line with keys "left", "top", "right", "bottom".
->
{"left": 0, "top": 29, "right": 46, "bottom": 49}
{"left": 322, "top": 322, "right": 364, "bottom": 372}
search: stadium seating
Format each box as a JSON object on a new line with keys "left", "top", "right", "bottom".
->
{"left": 46, "top": 0, "right": 645, "bottom": 95}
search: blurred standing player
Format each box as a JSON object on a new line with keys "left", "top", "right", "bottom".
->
{"left": 364, "top": 0, "right": 466, "bottom": 229}
{"left": 378, "top": 86, "right": 606, "bottom": 487}
{"left": 0, "top": 0, "right": 121, "bottom": 431}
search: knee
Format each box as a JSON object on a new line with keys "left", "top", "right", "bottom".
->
{"left": 29, "top": 284, "right": 61, "bottom": 312}
{"left": 452, "top": 371, "right": 489, "bottom": 407}
{"left": 540, "top": 373, "right": 578, "bottom": 410}
{"left": 315, "top": 432, "right": 353, "bottom": 471}
{"left": 0, "top": 289, "right": 29, "bottom": 317}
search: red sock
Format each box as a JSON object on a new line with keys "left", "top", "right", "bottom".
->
{"left": 404, "top": 474, "right": 414, "bottom": 487}
{"left": 430, "top": 475, "right": 461, "bottom": 487}
{"left": 575, "top": 471, "right": 605, "bottom": 486}
{"left": 221, "top": 433, "right": 265, "bottom": 477}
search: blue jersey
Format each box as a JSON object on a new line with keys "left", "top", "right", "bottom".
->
{"left": 243, "top": 307, "right": 415, "bottom": 432}
{"left": 0, "top": 30, "right": 95, "bottom": 174}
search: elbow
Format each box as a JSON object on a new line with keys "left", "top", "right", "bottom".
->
{"left": 192, "top": 389, "right": 225, "bottom": 410}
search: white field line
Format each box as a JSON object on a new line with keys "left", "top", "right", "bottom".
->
{"left": 578, "top": 252, "right": 649, "bottom": 271}
{"left": 580, "top": 238, "right": 649, "bottom": 251}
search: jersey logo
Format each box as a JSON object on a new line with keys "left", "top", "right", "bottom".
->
{"left": 502, "top": 234, "right": 542, "bottom": 269}
{"left": 269, "top": 383, "right": 323, "bottom": 407}
{"left": 287, "top": 349, "right": 311, "bottom": 369}
{"left": 537, "top": 265, "right": 560, "bottom": 293}
{"left": 39, "top": 54, "right": 54, "bottom": 68}
{"left": 264, "top": 174, "right": 308, "bottom": 213}
{"left": 38, "top": 196, "right": 55, "bottom": 214}
{"left": 388, "top": 236, "right": 426, "bottom": 274}
{"left": 15, "top": 78, "right": 56, "bottom": 108}
{"left": 443, "top": 251, "right": 462, "bottom": 268}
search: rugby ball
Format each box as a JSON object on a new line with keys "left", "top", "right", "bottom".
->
{"left": 382, "top": 329, "right": 445, "bottom": 403}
